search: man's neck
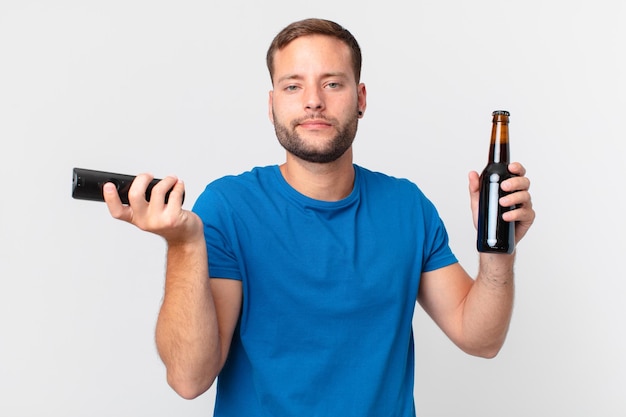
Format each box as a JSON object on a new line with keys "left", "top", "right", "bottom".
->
{"left": 279, "top": 149, "right": 355, "bottom": 202}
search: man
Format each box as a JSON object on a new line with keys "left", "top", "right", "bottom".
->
{"left": 104, "top": 18, "right": 535, "bottom": 416}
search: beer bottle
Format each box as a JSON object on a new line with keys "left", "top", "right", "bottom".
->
{"left": 477, "top": 110, "right": 515, "bottom": 254}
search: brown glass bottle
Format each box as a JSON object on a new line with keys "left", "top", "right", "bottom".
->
{"left": 477, "top": 110, "right": 515, "bottom": 254}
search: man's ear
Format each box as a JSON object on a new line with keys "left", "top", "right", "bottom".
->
{"left": 357, "top": 83, "right": 367, "bottom": 118}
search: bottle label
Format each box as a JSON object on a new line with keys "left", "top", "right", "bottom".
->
{"left": 487, "top": 173, "right": 501, "bottom": 247}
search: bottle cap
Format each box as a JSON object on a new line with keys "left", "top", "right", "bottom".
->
{"left": 492, "top": 110, "right": 510, "bottom": 116}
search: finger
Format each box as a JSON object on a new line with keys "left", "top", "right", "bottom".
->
{"left": 149, "top": 176, "right": 180, "bottom": 207}
{"left": 468, "top": 171, "right": 480, "bottom": 193}
{"left": 103, "top": 182, "right": 133, "bottom": 222}
{"left": 501, "top": 174, "right": 530, "bottom": 193}
{"left": 165, "top": 179, "right": 186, "bottom": 208}
{"left": 500, "top": 189, "right": 532, "bottom": 209}
{"left": 502, "top": 205, "right": 533, "bottom": 224}
{"left": 508, "top": 162, "right": 527, "bottom": 177}
{"left": 468, "top": 171, "right": 481, "bottom": 229}
{"left": 504, "top": 202, "right": 535, "bottom": 242}
{"left": 127, "top": 173, "right": 155, "bottom": 207}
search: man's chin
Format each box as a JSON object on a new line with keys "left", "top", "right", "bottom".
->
{"left": 291, "top": 146, "right": 351, "bottom": 164}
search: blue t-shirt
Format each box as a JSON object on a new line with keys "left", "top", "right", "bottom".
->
{"left": 192, "top": 165, "right": 457, "bottom": 417}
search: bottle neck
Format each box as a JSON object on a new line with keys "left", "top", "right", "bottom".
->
{"left": 489, "top": 120, "right": 510, "bottom": 164}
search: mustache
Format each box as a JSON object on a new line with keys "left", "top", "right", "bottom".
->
{"left": 292, "top": 113, "right": 334, "bottom": 126}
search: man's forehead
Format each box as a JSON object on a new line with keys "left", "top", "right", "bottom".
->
{"left": 274, "top": 34, "right": 349, "bottom": 57}
{"left": 273, "top": 36, "right": 351, "bottom": 68}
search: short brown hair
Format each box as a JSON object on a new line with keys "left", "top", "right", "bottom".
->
{"left": 266, "top": 18, "right": 362, "bottom": 84}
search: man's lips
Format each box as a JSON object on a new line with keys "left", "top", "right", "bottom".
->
{"left": 298, "top": 119, "right": 332, "bottom": 129}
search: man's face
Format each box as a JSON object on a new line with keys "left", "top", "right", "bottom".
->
{"left": 269, "top": 35, "right": 366, "bottom": 164}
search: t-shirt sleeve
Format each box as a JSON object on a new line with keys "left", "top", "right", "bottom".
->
{"left": 419, "top": 192, "right": 458, "bottom": 273}
{"left": 192, "top": 184, "right": 242, "bottom": 281}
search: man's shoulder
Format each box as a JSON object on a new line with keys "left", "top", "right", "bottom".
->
{"left": 355, "top": 165, "right": 420, "bottom": 193}
{"left": 208, "top": 165, "right": 278, "bottom": 189}
{"left": 194, "top": 165, "right": 278, "bottom": 210}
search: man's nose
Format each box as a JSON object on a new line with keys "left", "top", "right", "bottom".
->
{"left": 303, "top": 86, "right": 324, "bottom": 112}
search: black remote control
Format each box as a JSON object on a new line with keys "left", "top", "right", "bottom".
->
{"left": 72, "top": 167, "right": 183, "bottom": 204}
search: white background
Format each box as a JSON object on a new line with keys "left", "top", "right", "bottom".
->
{"left": 1, "top": 0, "right": 625, "bottom": 416}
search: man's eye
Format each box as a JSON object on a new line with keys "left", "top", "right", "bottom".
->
{"left": 326, "top": 82, "right": 340, "bottom": 89}
{"left": 285, "top": 85, "right": 299, "bottom": 92}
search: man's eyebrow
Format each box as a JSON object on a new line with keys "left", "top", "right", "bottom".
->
{"left": 276, "top": 74, "right": 301, "bottom": 84}
{"left": 276, "top": 71, "right": 350, "bottom": 84}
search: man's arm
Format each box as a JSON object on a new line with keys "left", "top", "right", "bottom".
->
{"left": 418, "top": 258, "right": 514, "bottom": 358}
{"left": 418, "top": 162, "right": 534, "bottom": 357}
{"left": 155, "top": 239, "right": 242, "bottom": 399}
{"left": 103, "top": 174, "right": 242, "bottom": 399}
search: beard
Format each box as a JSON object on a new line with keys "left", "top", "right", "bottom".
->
{"left": 272, "top": 109, "right": 359, "bottom": 164}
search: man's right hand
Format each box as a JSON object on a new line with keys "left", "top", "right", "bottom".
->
{"left": 102, "top": 173, "right": 203, "bottom": 245}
